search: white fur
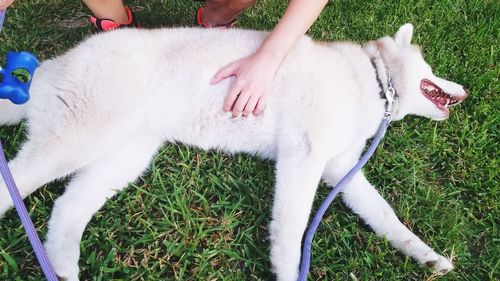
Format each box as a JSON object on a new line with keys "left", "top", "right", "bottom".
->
{"left": 0, "top": 24, "right": 466, "bottom": 280}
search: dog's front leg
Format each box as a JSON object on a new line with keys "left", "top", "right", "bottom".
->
{"left": 270, "top": 152, "right": 326, "bottom": 281}
{"left": 324, "top": 167, "right": 453, "bottom": 274}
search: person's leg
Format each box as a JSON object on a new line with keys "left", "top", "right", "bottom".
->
{"left": 201, "top": 0, "right": 256, "bottom": 27}
{"left": 83, "top": 0, "right": 128, "bottom": 24}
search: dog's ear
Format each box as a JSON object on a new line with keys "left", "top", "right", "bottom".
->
{"left": 394, "top": 23, "right": 414, "bottom": 46}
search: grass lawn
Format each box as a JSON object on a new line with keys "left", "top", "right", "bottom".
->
{"left": 0, "top": 0, "right": 498, "bottom": 280}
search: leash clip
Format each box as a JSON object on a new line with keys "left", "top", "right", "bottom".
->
{"left": 384, "top": 78, "right": 397, "bottom": 122}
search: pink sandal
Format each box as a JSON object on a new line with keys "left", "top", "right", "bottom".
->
{"left": 90, "top": 7, "right": 139, "bottom": 33}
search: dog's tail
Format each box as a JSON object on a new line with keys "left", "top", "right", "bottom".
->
{"left": 0, "top": 99, "right": 27, "bottom": 126}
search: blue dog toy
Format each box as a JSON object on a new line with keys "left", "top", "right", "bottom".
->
{"left": 0, "top": 51, "right": 39, "bottom": 104}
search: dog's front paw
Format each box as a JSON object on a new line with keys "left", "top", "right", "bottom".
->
{"left": 45, "top": 241, "right": 80, "bottom": 281}
{"left": 276, "top": 271, "right": 299, "bottom": 281}
{"left": 46, "top": 253, "right": 80, "bottom": 281}
{"left": 425, "top": 255, "right": 453, "bottom": 275}
{"left": 270, "top": 243, "right": 300, "bottom": 281}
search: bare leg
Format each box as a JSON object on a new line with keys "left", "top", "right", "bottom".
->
{"left": 322, "top": 163, "right": 453, "bottom": 274}
{"left": 83, "top": 0, "right": 128, "bottom": 23}
{"left": 203, "top": 0, "right": 256, "bottom": 26}
{"left": 44, "top": 135, "right": 160, "bottom": 281}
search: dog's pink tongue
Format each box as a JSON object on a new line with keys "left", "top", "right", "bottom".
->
{"left": 436, "top": 102, "right": 449, "bottom": 113}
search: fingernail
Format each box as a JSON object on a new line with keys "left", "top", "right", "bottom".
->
{"left": 211, "top": 76, "right": 221, "bottom": 84}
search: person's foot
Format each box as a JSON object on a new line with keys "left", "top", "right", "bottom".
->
{"left": 196, "top": 6, "right": 237, "bottom": 28}
{"left": 90, "top": 7, "right": 139, "bottom": 32}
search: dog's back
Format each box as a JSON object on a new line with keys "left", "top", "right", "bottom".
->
{"left": 3, "top": 28, "right": 382, "bottom": 160}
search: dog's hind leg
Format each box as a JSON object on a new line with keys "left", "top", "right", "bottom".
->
{"left": 323, "top": 164, "right": 453, "bottom": 275}
{"left": 0, "top": 138, "right": 89, "bottom": 217}
{"left": 269, "top": 151, "right": 327, "bottom": 281}
{"left": 0, "top": 99, "right": 27, "bottom": 125}
{"left": 44, "top": 134, "right": 160, "bottom": 281}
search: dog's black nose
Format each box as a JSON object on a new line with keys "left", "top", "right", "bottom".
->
{"left": 463, "top": 86, "right": 469, "bottom": 97}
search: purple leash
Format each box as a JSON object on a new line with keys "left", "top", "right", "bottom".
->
{"left": 0, "top": 140, "right": 58, "bottom": 280}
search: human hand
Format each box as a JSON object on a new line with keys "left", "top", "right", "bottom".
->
{"left": 210, "top": 51, "right": 279, "bottom": 117}
{"left": 0, "top": 0, "right": 14, "bottom": 10}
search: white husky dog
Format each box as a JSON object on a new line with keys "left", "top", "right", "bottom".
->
{"left": 0, "top": 23, "right": 466, "bottom": 280}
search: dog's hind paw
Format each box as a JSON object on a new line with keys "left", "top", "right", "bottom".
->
{"left": 0, "top": 200, "right": 12, "bottom": 219}
{"left": 426, "top": 255, "right": 453, "bottom": 275}
{"left": 0, "top": 187, "right": 13, "bottom": 219}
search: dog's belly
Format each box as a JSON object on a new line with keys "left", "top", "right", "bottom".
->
{"left": 149, "top": 102, "right": 279, "bottom": 159}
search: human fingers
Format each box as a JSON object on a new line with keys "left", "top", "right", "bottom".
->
{"left": 253, "top": 95, "right": 268, "bottom": 115}
{"left": 231, "top": 90, "right": 251, "bottom": 117}
{"left": 242, "top": 94, "right": 260, "bottom": 117}
{"left": 210, "top": 60, "right": 240, "bottom": 85}
{"left": 223, "top": 80, "right": 243, "bottom": 112}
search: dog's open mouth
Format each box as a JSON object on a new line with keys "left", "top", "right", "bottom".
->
{"left": 421, "top": 79, "right": 465, "bottom": 112}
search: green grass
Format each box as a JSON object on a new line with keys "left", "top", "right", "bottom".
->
{"left": 0, "top": 0, "right": 498, "bottom": 280}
